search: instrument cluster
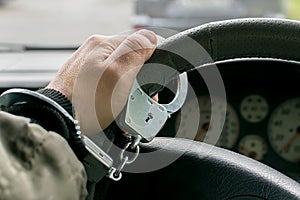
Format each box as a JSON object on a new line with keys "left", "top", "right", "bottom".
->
{"left": 158, "top": 59, "right": 300, "bottom": 179}
{"left": 176, "top": 95, "right": 300, "bottom": 164}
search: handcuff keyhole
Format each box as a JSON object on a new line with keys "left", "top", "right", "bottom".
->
{"left": 145, "top": 113, "right": 153, "bottom": 123}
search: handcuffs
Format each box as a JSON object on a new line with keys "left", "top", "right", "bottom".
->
{"left": 0, "top": 72, "right": 188, "bottom": 184}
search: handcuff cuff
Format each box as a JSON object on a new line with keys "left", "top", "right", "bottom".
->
{"left": 109, "top": 72, "right": 188, "bottom": 180}
{"left": 0, "top": 72, "right": 188, "bottom": 183}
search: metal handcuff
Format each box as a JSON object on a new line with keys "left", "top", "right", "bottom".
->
{"left": 106, "top": 72, "right": 188, "bottom": 181}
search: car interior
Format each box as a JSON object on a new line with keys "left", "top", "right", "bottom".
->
{"left": 95, "top": 18, "right": 300, "bottom": 200}
{"left": 1, "top": 1, "right": 300, "bottom": 200}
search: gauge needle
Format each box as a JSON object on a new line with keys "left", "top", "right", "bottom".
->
{"left": 194, "top": 122, "right": 210, "bottom": 141}
{"left": 240, "top": 144, "right": 257, "bottom": 159}
{"left": 280, "top": 127, "right": 300, "bottom": 153}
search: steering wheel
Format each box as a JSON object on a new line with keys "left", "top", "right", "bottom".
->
{"left": 97, "top": 18, "right": 300, "bottom": 199}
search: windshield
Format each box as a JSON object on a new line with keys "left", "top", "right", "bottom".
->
{"left": 0, "top": 0, "right": 299, "bottom": 46}
{"left": 0, "top": 0, "right": 133, "bottom": 46}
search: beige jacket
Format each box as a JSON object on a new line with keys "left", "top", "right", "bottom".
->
{"left": 0, "top": 111, "right": 87, "bottom": 200}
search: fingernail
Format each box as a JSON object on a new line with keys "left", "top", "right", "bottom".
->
{"left": 137, "top": 30, "right": 157, "bottom": 45}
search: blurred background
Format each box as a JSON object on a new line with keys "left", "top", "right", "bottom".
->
{"left": 0, "top": 0, "right": 299, "bottom": 46}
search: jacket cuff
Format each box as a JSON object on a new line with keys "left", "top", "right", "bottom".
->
{"left": 37, "top": 88, "right": 74, "bottom": 116}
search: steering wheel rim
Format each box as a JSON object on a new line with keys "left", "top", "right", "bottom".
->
{"left": 138, "top": 18, "right": 300, "bottom": 96}
{"left": 101, "top": 18, "right": 300, "bottom": 200}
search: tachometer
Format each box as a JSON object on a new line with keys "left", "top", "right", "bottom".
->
{"left": 268, "top": 98, "right": 300, "bottom": 163}
{"left": 175, "top": 96, "right": 239, "bottom": 149}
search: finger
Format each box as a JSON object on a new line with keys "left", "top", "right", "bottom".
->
{"left": 108, "top": 29, "right": 157, "bottom": 76}
{"left": 89, "top": 30, "right": 157, "bottom": 91}
{"left": 152, "top": 94, "right": 159, "bottom": 102}
{"left": 79, "top": 34, "right": 111, "bottom": 54}
{"left": 62, "top": 34, "right": 127, "bottom": 71}
{"left": 61, "top": 35, "right": 110, "bottom": 69}
{"left": 86, "top": 35, "right": 128, "bottom": 62}
{"left": 101, "top": 29, "right": 157, "bottom": 99}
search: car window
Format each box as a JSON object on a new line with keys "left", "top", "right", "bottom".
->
{"left": 0, "top": 0, "right": 133, "bottom": 45}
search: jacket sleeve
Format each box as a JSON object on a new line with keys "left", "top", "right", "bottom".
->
{"left": 0, "top": 111, "right": 87, "bottom": 200}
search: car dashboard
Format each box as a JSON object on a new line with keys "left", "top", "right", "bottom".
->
{"left": 158, "top": 58, "right": 300, "bottom": 182}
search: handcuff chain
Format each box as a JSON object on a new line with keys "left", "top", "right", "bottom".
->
{"left": 108, "top": 139, "right": 140, "bottom": 181}
{"left": 120, "top": 141, "right": 140, "bottom": 164}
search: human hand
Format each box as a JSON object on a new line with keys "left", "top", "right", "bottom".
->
{"left": 46, "top": 30, "right": 157, "bottom": 135}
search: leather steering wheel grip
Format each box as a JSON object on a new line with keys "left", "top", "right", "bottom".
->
{"left": 105, "top": 138, "right": 300, "bottom": 200}
{"left": 138, "top": 18, "right": 300, "bottom": 96}
{"left": 100, "top": 18, "right": 300, "bottom": 199}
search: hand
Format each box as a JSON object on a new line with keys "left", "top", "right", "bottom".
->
{"left": 47, "top": 30, "right": 157, "bottom": 135}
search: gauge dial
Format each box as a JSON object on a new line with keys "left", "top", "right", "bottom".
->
{"left": 268, "top": 98, "right": 300, "bottom": 163}
{"left": 176, "top": 96, "right": 239, "bottom": 149}
{"left": 238, "top": 135, "right": 268, "bottom": 161}
{"left": 240, "top": 95, "right": 269, "bottom": 123}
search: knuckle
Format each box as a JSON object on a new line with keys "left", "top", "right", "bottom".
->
{"left": 86, "top": 34, "right": 103, "bottom": 45}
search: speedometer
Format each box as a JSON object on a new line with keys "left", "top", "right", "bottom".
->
{"left": 268, "top": 98, "right": 300, "bottom": 163}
